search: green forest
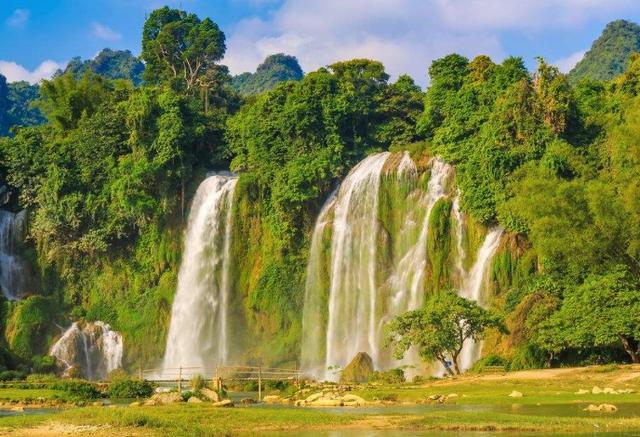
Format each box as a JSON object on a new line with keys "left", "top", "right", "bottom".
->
{"left": 1, "top": 7, "right": 640, "bottom": 376}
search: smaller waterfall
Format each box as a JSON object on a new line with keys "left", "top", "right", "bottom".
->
{"left": 161, "top": 173, "right": 237, "bottom": 377}
{"left": 300, "top": 189, "right": 338, "bottom": 377}
{"left": 451, "top": 194, "right": 466, "bottom": 280}
{"left": 50, "top": 321, "right": 123, "bottom": 380}
{"left": 0, "top": 209, "right": 28, "bottom": 300}
{"left": 457, "top": 228, "right": 503, "bottom": 371}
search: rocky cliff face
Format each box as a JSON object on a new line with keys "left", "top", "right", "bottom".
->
{"left": 50, "top": 321, "right": 123, "bottom": 380}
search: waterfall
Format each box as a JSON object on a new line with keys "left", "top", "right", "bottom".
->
{"left": 300, "top": 189, "right": 338, "bottom": 377}
{"left": 301, "top": 152, "right": 455, "bottom": 380}
{"left": 0, "top": 209, "right": 28, "bottom": 300}
{"left": 457, "top": 227, "right": 503, "bottom": 371}
{"left": 161, "top": 173, "right": 237, "bottom": 376}
{"left": 452, "top": 194, "right": 466, "bottom": 280}
{"left": 50, "top": 321, "right": 123, "bottom": 380}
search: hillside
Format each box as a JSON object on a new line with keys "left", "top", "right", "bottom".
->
{"left": 0, "top": 75, "right": 45, "bottom": 136}
{"left": 569, "top": 19, "right": 640, "bottom": 82}
{"left": 231, "top": 53, "right": 303, "bottom": 96}
{"left": 64, "top": 48, "right": 145, "bottom": 85}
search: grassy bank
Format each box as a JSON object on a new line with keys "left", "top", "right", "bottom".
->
{"left": 0, "top": 365, "right": 638, "bottom": 436}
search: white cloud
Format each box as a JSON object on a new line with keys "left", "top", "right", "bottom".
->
{"left": 0, "top": 60, "right": 64, "bottom": 84}
{"left": 6, "top": 9, "right": 30, "bottom": 28}
{"left": 92, "top": 22, "right": 122, "bottom": 41}
{"left": 222, "top": 0, "right": 638, "bottom": 86}
{"left": 553, "top": 50, "right": 587, "bottom": 73}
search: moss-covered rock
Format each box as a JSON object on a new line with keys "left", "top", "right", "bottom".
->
{"left": 340, "top": 352, "right": 374, "bottom": 383}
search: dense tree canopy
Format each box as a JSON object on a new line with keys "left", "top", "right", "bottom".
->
{"left": 0, "top": 75, "right": 45, "bottom": 136}
{"left": 141, "top": 6, "right": 226, "bottom": 91}
{"left": 64, "top": 49, "right": 145, "bottom": 85}
{"left": 386, "top": 290, "right": 506, "bottom": 375}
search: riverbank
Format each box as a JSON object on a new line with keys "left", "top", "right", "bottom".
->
{"left": 0, "top": 365, "right": 639, "bottom": 436}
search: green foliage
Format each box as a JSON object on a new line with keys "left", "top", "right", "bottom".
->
{"left": 50, "top": 380, "right": 102, "bottom": 400}
{"left": 569, "top": 20, "right": 640, "bottom": 83}
{"left": 369, "top": 368, "right": 405, "bottom": 384}
{"left": 142, "top": 6, "right": 226, "bottom": 91}
{"left": 190, "top": 374, "right": 205, "bottom": 391}
{"left": 427, "top": 197, "right": 452, "bottom": 292}
{"left": 232, "top": 54, "right": 304, "bottom": 96}
{"left": 386, "top": 290, "right": 507, "bottom": 375}
{"left": 5, "top": 296, "right": 59, "bottom": 360}
{"left": 0, "top": 75, "right": 45, "bottom": 136}
{"left": 0, "top": 370, "right": 26, "bottom": 381}
{"left": 536, "top": 266, "right": 640, "bottom": 364}
{"left": 107, "top": 379, "right": 154, "bottom": 399}
{"left": 64, "top": 49, "right": 145, "bottom": 85}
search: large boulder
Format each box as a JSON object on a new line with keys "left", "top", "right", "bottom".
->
{"left": 199, "top": 388, "right": 220, "bottom": 402}
{"left": 340, "top": 352, "right": 374, "bottom": 383}
{"left": 150, "top": 392, "right": 183, "bottom": 405}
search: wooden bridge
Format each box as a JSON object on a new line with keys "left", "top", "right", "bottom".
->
{"left": 140, "top": 365, "right": 301, "bottom": 400}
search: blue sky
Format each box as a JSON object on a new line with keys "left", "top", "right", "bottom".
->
{"left": 2, "top": 0, "right": 640, "bottom": 86}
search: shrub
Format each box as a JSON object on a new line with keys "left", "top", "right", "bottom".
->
{"left": 242, "top": 380, "right": 259, "bottom": 391}
{"left": 26, "top": 373, "right": 57, "bottom": 383}
{"left": 470, "top": 354, "right": 512, "bottom": 372}
{"left": 107, "top": 369, "right": 129, "bottom": 381}
{"left": 190, "top": 374, "right": 205, "bottom": 391}
{"left": 31, "top": 355, "right": 57, "bottom": 374}
{"left": 51, "top": 380, "right": 102, "bottom": 400}
{"left": 370, "top": 368, "right": 405, "bottom": 384}
{"left": 0, "top": 370, "right": 26, "bottom": 381}
{"left": 107, "top": 379, "right": 154, "bottom": 398}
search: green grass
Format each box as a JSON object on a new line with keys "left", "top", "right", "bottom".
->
{"left": 0, "top": 388, "right": 65, "bottom": 401}
{"left": 1, "top": 366, "right": 639, "bottom": 435}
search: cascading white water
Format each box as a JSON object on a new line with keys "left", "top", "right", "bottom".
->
{"left": 0, "top": 209, "right": 28, "bottom": 300}
{"left": 387, "top": 157, "right": 453, "bottom": 313}
{"left": 161, "top": 173, "right": 237, "bottom": 376}
{"left": 457, "top": 227, "right": 503, "bottom": 371}
{"left": 50, "top": 321, "right": 123, "bottom": 380}
{"left": 451, "top": 194, "right": 466, "bottom": 280}
{"left": 301, "top": 152, "right": 455, "bottom": 380}
{"left": 324, "top": 152, "right": 389, "bottom": 375}
{"left": 300, "top": 189, "right": 338, "bottom": 377}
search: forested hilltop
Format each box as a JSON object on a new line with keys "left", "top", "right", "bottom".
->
{"left": 0, "top": 6, "right": 639, "bottom": 376}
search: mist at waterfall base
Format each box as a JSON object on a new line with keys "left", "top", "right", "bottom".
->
{"left": 301, "top": 152, "right": 503, "bottom": 381}
{"left": 50, "top": 321, "right": 123, "bottom": 380}
{"left": 0, "top": 209, "right": 30, "bottom": 300}
{"left": 159, "top": 173, "right": 238, "bottom": 378}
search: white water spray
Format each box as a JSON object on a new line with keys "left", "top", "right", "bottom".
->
{"left": 0, "top": 209, "right": 28, "bottom": 300}
{"left": 50, "top": 321, "right": 123, "bottom": 380}
{"left": 457, "top": 227, "right": 503, "bottom": 371}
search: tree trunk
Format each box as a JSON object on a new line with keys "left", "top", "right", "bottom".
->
{"left": 439, "top": 359, "right": 455, "bottom": 376}
{"left": 620, "top": 335, "right": 640, "bottom": 363}
{"left": 452, "top": 350, "right": 462, "bottom": 375}
{"left": 546, "top": 351, "right": 554, "bottom": 368}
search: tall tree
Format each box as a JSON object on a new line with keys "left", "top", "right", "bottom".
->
{"left": 141, "top": 6, "right": 226, "bottom": 91}
{"left": 386, "top": 290, "right": 506, "bottom": 375}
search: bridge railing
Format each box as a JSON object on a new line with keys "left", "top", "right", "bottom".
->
{"left": 140, "top": 365, "right": 301, "bottom": 401}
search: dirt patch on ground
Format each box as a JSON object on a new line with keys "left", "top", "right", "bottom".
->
{"left": 427, "top": 367, "right": 578, "bottom": 387}
{"left": 0, "top": 423, "right": 147, "bottom": 437}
